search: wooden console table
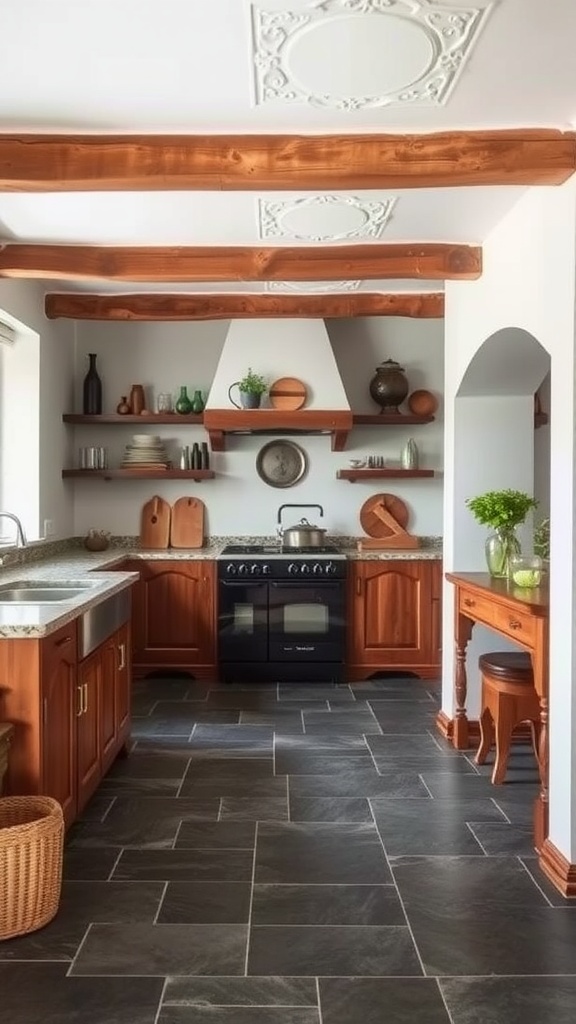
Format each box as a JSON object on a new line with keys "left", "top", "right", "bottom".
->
{"left": 445, "top": 572, "right": 549, "bottom": 851}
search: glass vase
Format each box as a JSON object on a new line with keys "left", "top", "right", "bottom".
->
{"left": 175, "top": 385, "right": 193, "bottom": 415}
{"left": 191, "top": 389, "right": 205, "bottom": 414}
{"left": 485, "top": 527, "right": 521, "bottom": 578}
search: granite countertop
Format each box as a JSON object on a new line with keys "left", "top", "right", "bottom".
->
{"left": 0, "top": 535, "right": 442, "bottom": 638}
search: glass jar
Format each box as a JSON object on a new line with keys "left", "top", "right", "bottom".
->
{"left": 509, "top": 555, "right": 544, "bottom": 588}
{"left": 485, "top": 527, "right": 521, "bottom": 578}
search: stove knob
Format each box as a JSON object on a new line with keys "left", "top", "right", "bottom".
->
{"left": 324, "top": 561, "right": 336, "bottom": 575}
{"left": 238, "top": 563, "right": 249, "bottom": 575}
{"left": 225, "top": 563, "right": 237, "bottom": 575}
{"left": 288, "top": 563, "right": 299, "bottom": 575}
{"left": 312, "top": 563, "right": 323, "bottom": 575}
{"left": 262, "top": 564, "right": 272, "bottom": 575}
{"left": 300, "top": 563, "right": 311, "bottom": 575}
{"left": 250, "top": 563, "right": 262, "bottom": 575}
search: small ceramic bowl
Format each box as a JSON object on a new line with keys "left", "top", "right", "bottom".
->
{"left": 408, "top": 389, "right": 438, "bottom": 416}
{"left": 349, "top": 458, "right": 367, "bottom": 468}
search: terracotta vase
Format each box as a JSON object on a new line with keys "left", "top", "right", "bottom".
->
{"left": 129, "top": 384, "right": 146, "bottom": 415}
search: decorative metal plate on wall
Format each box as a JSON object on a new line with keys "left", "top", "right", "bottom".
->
{"left": 256, "top": 440, "right": 308, "bottom": 488}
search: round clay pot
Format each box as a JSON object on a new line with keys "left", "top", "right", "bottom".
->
{"left": 407, "top": 389, "right": 438, "bottom": 417}
{"left": 369, "top": 359, "right": 409, "bottom": 413}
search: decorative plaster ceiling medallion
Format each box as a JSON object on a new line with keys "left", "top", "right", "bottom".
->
{"left": 251, "top": 0, "right": 494, "bottom": 109}
{"left": 259, "top": 195, "right": 396, "bottom": 241}
{"left": 266, "top": 280, "right": 362, "bottom": 292}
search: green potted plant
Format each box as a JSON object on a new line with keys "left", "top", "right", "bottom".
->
{"left": 533, "top": 517, "right": 550, "bottom": 561}
{"left": 228, "top": 368, "right": 268, "bottom": 410}
{"left": 465, "top": 488, "right": 538, "bottom": 578}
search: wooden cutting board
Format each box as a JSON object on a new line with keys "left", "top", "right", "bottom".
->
{"left": 360, "top": 493, "right": 409, "bottom": 537}
{"left": 140, "top": 495, "right": 171, "bottom": 549}
{"left": 170, "top": 496, "right": 205, "bottom": 549}
{"left": 269, "top": 377, "right": 307, "bottom": 410}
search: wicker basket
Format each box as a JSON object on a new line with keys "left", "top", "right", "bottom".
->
{"left": 0, "top": 796, "right": 64, "bottom": 941}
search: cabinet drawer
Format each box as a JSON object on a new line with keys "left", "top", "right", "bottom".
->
{"left": 492, "top": 604, "right": 536, "bottom": 646}
{"left": 458, "top": 591, "right": 495, "bottom": 628}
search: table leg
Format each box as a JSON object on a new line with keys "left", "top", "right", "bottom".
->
{"left": 453, "top": 612, "right": 473, "bottom": 749}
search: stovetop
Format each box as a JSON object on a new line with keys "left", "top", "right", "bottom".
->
{"left": 220, "top": 543, "right": 344, "bottom": 558}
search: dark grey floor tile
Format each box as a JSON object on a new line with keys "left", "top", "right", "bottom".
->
{"left": 62, "top": 846, "right": 119, "bottom": 880}
{"left": 68, "top": 796, "right": 220, "bottom": 848}
{"left": 175, "top": 821, "right": 257, "bottom": 849}
{"left": 159, "top": 1008, "right": 319, "bottom": 1024}
{"left": 367, "top": 733, "right": 458, "bottom": 757}
{"left": 289, "top": 770, "right": 429, "bottom": 799}
{"left": 371, "top": 798, "right": 505, "bottom": 856}
{"left": 0, "top": 880, "right": 163, "bottom": 961}
{"left": 255, "top": 822, "right": 392, "bottom": 884}
{"left": 274, "top": 752, "right": 372, "bottom": 775}
{"left": 248, "top": 924, "right": 421, "bottom": 976}
{"left": 205, "top": 692, "right": 286, "bottom": 710}
{"left": 276, "top": 733, "right": 368, "bottom": 751}
{"left": 468, "top": 821, "right": 537, "bottom": 856}
{"left": 0, "top": 963, "right": 163, "bottom": 1024}
{"left": 421, "top": 771, "right": 536, "bottom": 800}
{"left": 279, "top": 684, "right": 353, "bottom": 702}
{"left": 319, "top": 977, "right": 450, "bottom": 1024}
{"left": 163, "top": 976, "right": 318, "bottom": 1006}
{"left": 131, "top": 718, "right": 196, "bottom": 738}
{"left": 76, "top": 793, "right": 115, "bottom": 821}
{"left": 289, "top": 795, "right": 372, "bottom": 822}
{"left": 252, "top": 883, "right": 404, "bottom": 925}
{"left": 134, "top": 679, "right": 192, "bottom": 700}
{"left": 187, "top": 725, "right": 274, "bottom": 756}
{"left": 70, "top": 922, "right": 248, "bottom": 976}
{"left": 99, "top": 777, "right": 182, "bottom": 796}
{"left": 153, "top": 701, "right": 239, "bottom": 721}
{"left": 369, "top": 709, "right": 438, "bottom": 733}
{"left": 410, "top": 757, "right": 479, "bottom": 775}
{"left": 157, "top": 882, "right": 252, "bottom": 923}
{"left": 112, "top": 848, "right": 254, "bottom": 881}
{"left": 181, "top": 760, "right": 286, "bottom": 799}
{"left": 302, "top": 711, "right": 381, "bottom": 734}
{"left": 441, "top": 975, "right": 576, "bottom": 1024}
{"left": 240, "top": 711, "right": 304, "bottom": 731}
{"left": 107, "top": 751, "right": 192, "bottom": 778}
{"left": 221, "top": 796, "right": 288, "bottom": 820}
{"left": 521, "top": 857, "right": 576, "bottom": 906}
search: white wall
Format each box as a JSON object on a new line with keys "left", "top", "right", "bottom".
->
{"left": 72, "top": 316, "right": 444, "bottom": 538}
{"left": 0, "top": 280, "right": 75, "bottom": 540}
{"left": 443, "top": 179, "right": 576, "bottom": 860}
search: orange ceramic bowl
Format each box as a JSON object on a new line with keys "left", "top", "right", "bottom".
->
{"left": 408, "top": 389, "right": 438, "bottom": 416}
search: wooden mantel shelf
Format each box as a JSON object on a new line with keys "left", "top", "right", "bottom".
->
{"left": 203, "top": 408, "right": 353, "bottom": 451}
{"left": 337, "top": 468, "right": 435, "bottom": 482}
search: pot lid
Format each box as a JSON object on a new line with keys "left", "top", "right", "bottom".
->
{"left": 284, "top": 517, "right": 325, "bottom": 531}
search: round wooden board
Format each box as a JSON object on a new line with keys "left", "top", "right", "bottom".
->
{"left": 269, "top": 377, "right": 307, "bottom": 410}
{"left": 359, "top": 493, "right": 410, "bottom": 538}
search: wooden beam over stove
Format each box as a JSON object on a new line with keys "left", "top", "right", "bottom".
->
{"left": 0, "top": 130, "right": 574, "bottom": 191}
{"left": 44, "top": 291, "right": 445, "bottom": 321}
{"left": 0, "top": 243, "right": 481, "bottom": 282}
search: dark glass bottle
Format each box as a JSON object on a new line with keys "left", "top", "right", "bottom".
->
{"left": 191, "top": 442, "right": 201, "bottom": 470}
{"left": 175, "top": 385, "right": 193, "bottom": 415}
{"left": 200, "top": 441, "right": 210, "bottom": 470}
{"left": 83, "top": 353, "right": 102, "bottom": 414}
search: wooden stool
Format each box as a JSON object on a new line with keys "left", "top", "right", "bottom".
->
{"left": 475, "top": 651, "right": 541, "bottom": 784}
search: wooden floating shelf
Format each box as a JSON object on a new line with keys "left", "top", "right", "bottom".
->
{"left": 337, "top": 469, "right": 435, "bottom": 482}
{"left": 352, "top": 413, "right": 435, "bottom": 425}
{"left": 63, "top": 413, "right": 204, "bottom": 425}
{"left": 62, "top": 469, "right": 215, "bottom": 481}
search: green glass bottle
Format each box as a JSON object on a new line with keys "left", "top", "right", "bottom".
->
{"left": 175, "top": 386, "right": 193, "bottom": 415}
{"left": 191, "top": 389, "right": 205, "bottom": 414}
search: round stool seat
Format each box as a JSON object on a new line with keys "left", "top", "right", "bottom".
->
{"left": 479, "top": 651, "right": 533, "bottom": 685}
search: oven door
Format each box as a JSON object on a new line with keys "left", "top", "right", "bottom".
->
{"left": 268, "top": 580, "right": 345, "bottom": 662}
{"left": 218, "top": 580, "right": 269, "bottom": 663}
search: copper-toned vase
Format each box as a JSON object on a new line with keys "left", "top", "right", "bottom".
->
{"left": 369, "top": 359, "right": 409, "bottom": 414}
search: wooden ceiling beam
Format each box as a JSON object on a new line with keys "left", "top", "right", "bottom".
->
{"left": 0, "top": 130, "right": 573, "bottom": 191}
{"left": 45, "top": 291, "right": 445, "bottom": 321}
{"left": 0, "top": 243, "right": 481, "bottom": 282}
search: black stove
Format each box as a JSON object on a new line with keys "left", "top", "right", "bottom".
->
{"left": 220, "top": 543, "right": 343, "bottom": 556}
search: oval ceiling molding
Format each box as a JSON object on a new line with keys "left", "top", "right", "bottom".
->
{"left": 258, "top": 195, "right": 396, "bottom": 241}
{"left": 251, "top": 0, "right": 495, "bottom": 110}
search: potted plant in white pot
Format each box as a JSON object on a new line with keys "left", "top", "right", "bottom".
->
{"left": 228, "top": 368, "right": 268, "bottom": 410}
{"left": 466, "top": 488, "right": 538, "bottom": 578}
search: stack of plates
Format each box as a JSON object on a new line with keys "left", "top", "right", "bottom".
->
{"left": 121, "top": 434, "right": 171, "bottom": 470}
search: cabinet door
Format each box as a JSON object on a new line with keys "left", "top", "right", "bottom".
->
{"left": 348, "top": 560, "right": 437, "bottom": 673}
{"left": 77, "top": 651, "right": 101, "bottom": 812}
{"left": 41, "top": 624, "right": 78, "bottom": 826}
{"left": 131, "top": 560, "right": 215, "bottom": 668}
{"left": 99, "top": 634, "right": 118, "bottom": 773}
{"left": 115, "top": 621, "right": 131, "bottom": 742}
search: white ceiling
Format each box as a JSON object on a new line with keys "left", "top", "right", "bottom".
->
{"left": 1, "top": 0, "right": 575, "bottom": 297}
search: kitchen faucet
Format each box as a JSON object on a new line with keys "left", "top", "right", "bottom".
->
{"left": 0, "top": 512, "right": 27, "bottom": 548}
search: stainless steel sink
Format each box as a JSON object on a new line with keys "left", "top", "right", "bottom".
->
{"left": 0, "top": 579, "right": 99, "bottom": 603}
{"left": 0, "top": 587, "right": 91, "bottom": 602}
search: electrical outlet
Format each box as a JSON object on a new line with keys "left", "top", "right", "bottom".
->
{"left": 44, "top": 519, "right": 55, "bottom": 537}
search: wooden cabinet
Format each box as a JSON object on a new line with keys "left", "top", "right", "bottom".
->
{"left": 347, "top": 559, "right": 442, "bottom": 680}
{"left": 123, "top": 560, "right": 216, "bottom": 677}
{"left": 0, "top": 614, "right": 133, "bottom": 827}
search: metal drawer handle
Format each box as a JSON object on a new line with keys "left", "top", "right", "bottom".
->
{"left": 464, "top": 598, "right": 475, "bottom": 608}
{"left": 82, "top": 682, "right": 89, "bottom": 713}
{"left": 118, "top": 643, "right": 126, "bottom": 671}
{"left": 76, "top": 685, "right": 83, "bottom": 717}
{"left": 55, "top": 635, "right": 73, "bottom": 647}
{"left": 509, "top": 619, "right": 522, "bottom": 630}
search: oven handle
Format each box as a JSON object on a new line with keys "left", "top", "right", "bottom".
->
{"left": 269, "top": 580, "right": 342, "bottom": 589}
{"left": 219, "top": 580, "right": 268, "bottom": 587}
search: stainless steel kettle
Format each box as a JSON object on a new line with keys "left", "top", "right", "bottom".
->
{"left": 277, "top": 504, "right": 327, "bottom": 548}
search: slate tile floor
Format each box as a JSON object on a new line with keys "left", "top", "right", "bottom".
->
{"left": 2, "top": 675, "right": 576, "bottom": 1023}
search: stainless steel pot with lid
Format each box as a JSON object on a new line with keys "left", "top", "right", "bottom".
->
{"left": 277, "top": 503, "right": 327, "bottom": 548}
